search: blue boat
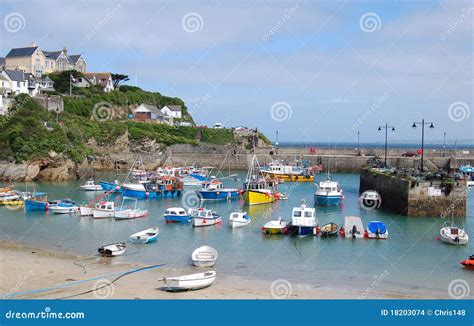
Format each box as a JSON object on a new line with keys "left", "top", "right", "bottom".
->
{"left": 122, "top": 177, "right": 183, "bottom": 199}
{"left": 99, "top": 180, "right": 122, "bottom": 193}
{"left": 197, "top": 180, "right": 240, "bottom": 201}
{"left": 314, "top": 178, "right": 343, "bottom": 206}
{"left": 163, "top": 207, "right": 191, "bottom": 223}
{"left": 367, "top": 221, "right": 388, "bottom": 239}
{"left": 25, "top": 192, "right": 49, "bottom": 211}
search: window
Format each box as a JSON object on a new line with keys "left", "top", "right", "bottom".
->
{"left": 17, "top": 82, "right": 20, "bottom": 87}
{"left": 304, "top": 212, "right": 313, "bottom": 217}
{"left": 293, "top": 211, "right": 302, "bottom": 217}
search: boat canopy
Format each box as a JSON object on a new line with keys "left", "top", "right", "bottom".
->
{"left": 368, "top": 221, "right": 387, "bottom": 234}
{"left": 459, "top": 165, "right": 474, "bottom": 173}
{"left": 30, "top": 192, "right": 48, "bottom": 197}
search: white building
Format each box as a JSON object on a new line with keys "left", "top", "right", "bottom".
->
{"left": 161, "top": 105, "right": 182, "bottom": 119}
{"left": 2, "top": 70, "right": 28, "bottom": 95}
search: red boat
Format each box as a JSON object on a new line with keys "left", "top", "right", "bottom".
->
{"left": 460, "top": 255, "right": 474, "bottom": 269}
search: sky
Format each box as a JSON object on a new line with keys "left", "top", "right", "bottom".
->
{"left": 0, "top": 0, "right": 472, "bottom": 144}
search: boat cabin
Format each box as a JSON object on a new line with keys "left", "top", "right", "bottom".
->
{"left": 202, "top": 180, "right": 223, "bottom": 190}
{"left": 318, "top": 180, "right": 340, "bottom": 193}
{"left": 291, "top": 203, "right": 316, "bottom": 226}
{"left": 96, "top": 201, "right": 115, "bottom": 211}
{"left": 165, "top": 207, "right": 188, "bottom": 216}
{"left": 189, "top": 208, "right": 214, "bottom": 218}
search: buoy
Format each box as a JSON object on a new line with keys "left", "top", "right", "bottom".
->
{"left": 145, "top": 192, "right": 149, "bottom": 198}
{"left": 339, "top": 227, "right": 345, "bottom": 237}
{"left": 364, "top": 230, "right": 368, "bottom": 238}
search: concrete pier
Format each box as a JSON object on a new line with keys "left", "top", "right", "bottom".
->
{"left": 359, "top": 168, "right": 467, "bottom": 217}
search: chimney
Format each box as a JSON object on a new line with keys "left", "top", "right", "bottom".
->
{"left": 31, "top": 42, "right": 37, "bottom": 47}
{"left": 63, "top": 46, "right": 68, "bottom": 55}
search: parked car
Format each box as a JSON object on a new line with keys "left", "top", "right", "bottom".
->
{"left": 178, "top": 122, "right": 193, "bottom": 127}
{"left": 401, "top": 151, "right": 418, "bottom": 157}
{"left": 214, "top": 123, "right": 224, "bottom": 129}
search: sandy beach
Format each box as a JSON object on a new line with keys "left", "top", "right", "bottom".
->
{"left": 0, "top": 240, "right": 446, "bottom": 300}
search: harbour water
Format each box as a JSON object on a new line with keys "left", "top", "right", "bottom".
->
{"left": 1, "top": 171, "right": 473, "bottom": 297}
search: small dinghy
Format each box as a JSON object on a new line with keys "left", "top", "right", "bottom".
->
{"left": 160, "top": 271, "right": 216, "bottom": 291}
{"left": 80, "top": 179, "right": 102, "bottom": 191}
{"left": 98, "top": 242, "right": 126, "bottom": 257}
{"left": 262, "top": 217, "right": 288, "bottom": 235}
{"left": 163, "top": 207, "right": 191, "bottom": 223}
{"left": 440, "top": 222, "right": 469, "bottom": 245}
{"left": 367, "top": 221, "right": 388, "bottom": 239}
{"left": 229, "top": 211, "right": 250, "bottom": 228}
{"left": 191, "top": 246, "right": 218, "bottom": 267}
{"left": 129, "top": 227, "right": 159, "bottom": 244}
{"left": 317, "top": 222, "right": 338, "bottom": 237}
{"left": 460, "top": 255, "right": 474, "bottom": 270}
{"left": 49, "top": 200, "right": 80, "bottom": 214}
{"left": 341, "top": 216, "right": 364, "bottom": 239}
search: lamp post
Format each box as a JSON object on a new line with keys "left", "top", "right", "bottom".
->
{"left": 357, "top": 131, "right": 360, "bottom": 150}
{"left": 378, "top": 124, "right": 395, "bottom": 167}
{"left": 275, "top": 130, "right": 279, "bottom": 154}
{"left": 443, "top": 132, "right": 446, "bottom": 158}
{"left": 412, "top": 119, "right": 434, "bottom": 171}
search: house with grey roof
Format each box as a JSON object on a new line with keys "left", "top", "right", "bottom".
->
{"left": 133, "top": 103, "right": 173, "bottom": 125}
{"left": 1, "top": 69, "right": 28, "bottom": 95}
{"left": 161, "top": 105, "right": 182, "bottom": 119}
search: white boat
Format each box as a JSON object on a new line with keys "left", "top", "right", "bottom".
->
{"left": 314, "top": 176, "right": 343, "bottom": 206}
{"left": 343, "top": 216, "right": 364, "bottom": 239}
{"left": 129, "top": 227, "right": 159, "bottom": 244}
{"left": 190, "top": 208, "right": 222, "bottom": 227}
{"left": 98, "top": 242, "right": 126, "bottom": 256}
{"left": 80, "top": 205, "right": 93, "bottom": 216}
{"left": 92, "top": 201, "right": 115, "bottom": 219}
{"left": 114, "top": 197, "right": 148, "bottom": 220}
{"left": 49, "top": 201, "right": 80, "bottom": 214}
{"left": 191, "top": 246, "right": 218, "bottom": 267}
{"left": 160, "top": 271, "right": 216, "bottom": 291}
{"left": 229, "top": 211, "right": 250, "bottom": 228}
{"left": 262, "top": 218, "right": 288, "bottom": 234}
{"left": 287, "top": 200, "right": 317, "bottom": 236}
{"left": 367, "top": 221, "right": 388, "bottom": 239}
{"left": 80, "top": 179, "right": 102, "bottom": 191}
{"left": 440, "top": 222, "right": 469, "bottom": 245}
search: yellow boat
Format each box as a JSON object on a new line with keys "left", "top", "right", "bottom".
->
{"left": 243, "top": 155, "right": 280, "bottom": 205}
{"left": 0, "top": 192, "right": 23, "bottom": 206}
{"left": 260, "top": 161, "right": 318, "bottom": 182}
{"left": 262, "top": 173, "right": 314, "bottom": 182}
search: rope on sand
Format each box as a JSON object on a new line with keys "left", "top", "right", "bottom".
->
{"left": 3, "top": 263, "right": 166, "bottom": 299}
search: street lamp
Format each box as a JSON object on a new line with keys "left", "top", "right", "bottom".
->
{"left": 378, "top": 124, "right": 395, "bottom": 167}
{"left": 412, "top": 119, "right": 434, "bottom": 171}
{"left": 443, "top": 132, "right": 446, "bottom": 158}
{"left": 275, "top": 130, "right": 279, "bottom": 154}
{"left": 357, "top": 131, "right": 360, "bottom": 150}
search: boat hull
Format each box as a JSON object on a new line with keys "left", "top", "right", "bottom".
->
{"left": 314, "top": 194, "right": 342, "bottom": 206}
{"left": 162, "top": 272, "right": 216, "bottom": 291}
{"left": 122, "top": 188, "right": 182, "bottom": 199}
{"left": 114, "top": 209, "right": 148, "bottom": 219}
{"left": 262, "top": 173, "right": 314, "bottom": 182}
{"left": 99, "top": 181, "right": 122, "bottom": 193}
{"left": 287, "top": 224, "right": 315, "bottom": 236}
{"left": 230, "top": 219, "right": 250, "bottom": 228}
{"left": 198, "top": 189, "right": 239, "bottom": 200}
{"left": 25, "top": 200, "right": 48, "bottom": 211}
{"left": 192, "top": 217, "right": 222, "bottom": 227}
{"left": 80, "top": 206, "right": 93, "bottom": 216}
{"left": 92, "top": 210, "right": 114, "bottom": 219}
{"left": 164, "top": 215, "right": 191, "bottom": 223}
{"left": 243, "top": 190, "right": 276, "bottom": 205}
{"left": 49, "top": 206, "right": 79, "bottom": 214}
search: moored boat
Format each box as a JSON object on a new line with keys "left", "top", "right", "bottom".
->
{"left": 92, "top": 201, "right": 115, "bottom": 219}
{"left": 98, "top": 242, "right": 126, "bottom": 256}
{"left": 262, "top": 217, "right": 288, "bottom": 235}
{"left": 243, "top": 155, "right": 279, "bottom": 205}
{"left": 440, "top": 222, "right": 469, "bottom": 245}
{"left": 317, "top": 222, "right": 339, "bottom": 237}
{"left": 197, "top": 179, "right": 239, "bottom": 201}
{"left": 99, "top": 180, "right": 122, "bottom": 193}
{"left": 0, "top": 191, "right": 23, "bottom": 206}
{"left": 25, "top": 192, "right": 49, "bottom": 211}
{"left": 122, "top": 176, "right": 183, "bottom": 199}
{"left": 229, "top": 211, "right": 250, "bottom": 228}
{"left": 114, "top": 197, "right": 148, "bottom": 219}
{"left": 460, "top": 255, "right": 474, "bottom": 269}
{"left": 190, "top": 208, "right": 222, "bottom": 227}
{"left": 160, "top": 271, "right": 216, "bottom": 291}
{"left": 261, "top": 160, "right": 315, "bottom": 182}
{"left": 163, "top": 207, "right": 191, "bottom": 223}
{"left": 191, "top": 246, "right": 218, "bottom": 267}
{"left": 129, "top": 227, "right": 159, "bottom": 244}
{"left": 80, "top": 179, "right": 102, "bottom": 191}
{"left": 49, "top": 200, "right": 80, "bottom": 214}
{"left": 367, "top": 221, "right": 388, "bottom": 239}
{"left": 341, "top": 216, "right": 364, "bottom": 239}
{"left": 314, "top": 174, "right": 343, "bottom": 206}
{"left": 287, "top": 200, "right": 317, "bottom": 236}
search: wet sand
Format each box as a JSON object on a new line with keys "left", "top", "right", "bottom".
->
{"left": 0, "top": 241, "right": 448, "bottom": 300}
